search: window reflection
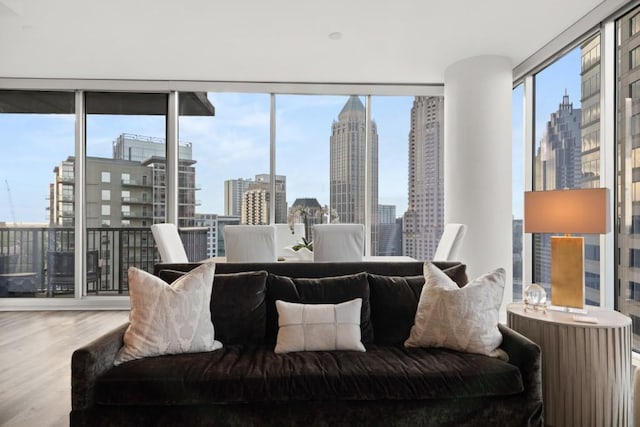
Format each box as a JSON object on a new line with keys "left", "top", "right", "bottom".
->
{"left": 617, "top": 6, "right": 640, "bottom": 350}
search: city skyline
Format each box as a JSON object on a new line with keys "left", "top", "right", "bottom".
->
{"left": 0, "top": 95, "right": 411, "bottom": 224}
{"left": 1, "top": 65, "right": 582, "bottom": 225}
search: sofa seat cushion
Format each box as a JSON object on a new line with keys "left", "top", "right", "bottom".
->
{"left": 94, "top": 344, "right": 523, "bottom": 406}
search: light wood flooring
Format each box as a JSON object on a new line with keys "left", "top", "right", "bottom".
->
{"left": 0, "top": 311, "right": 130, "bottom": 427}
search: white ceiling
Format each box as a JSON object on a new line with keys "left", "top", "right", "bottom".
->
{"left": 0, "top": 0, "right": 630, "bottom": 85}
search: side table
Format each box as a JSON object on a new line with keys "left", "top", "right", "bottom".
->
{"left": 507, "top": 302, "right": 631, "bottom": 427}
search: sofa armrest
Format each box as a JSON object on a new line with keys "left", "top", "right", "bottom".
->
{"left": 71, "top": 322, "right": 128, "bottom": 410}
{"left": 498, "top": 323, "right": 542, "bottom": 402}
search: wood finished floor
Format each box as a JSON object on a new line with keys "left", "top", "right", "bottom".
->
{"left": 0, "top": 311, "right": 130, "bottom": 427}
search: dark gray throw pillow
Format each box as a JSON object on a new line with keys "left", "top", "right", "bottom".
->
{"left": 157, "top": 268, "right": 268, "bottom": 345}
{"left": 367, "top": 274, "right": 425, "bottom": 345}
{"left": 266, "top": 272, "right": 373, "bottom": 345}
{"left": 367, "top": 263, "right": 467, "bottom": 345}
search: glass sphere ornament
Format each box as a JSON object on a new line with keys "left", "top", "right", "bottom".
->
{"left": 524, "top": 283, "right": 547, "bottom": 313}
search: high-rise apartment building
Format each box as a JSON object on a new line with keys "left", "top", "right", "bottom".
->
{"left": 378, "top": 205, "right": 402, "bottom": 256}
{"left": 112, "top": 134, "right": 197, "bottom": 226}
{"left": 227, "top": 174, "right": 287, "bottom": 224}
{"left": 254, "top": 174, "right": 287, "bottom": 223}
{"left": 241, "top": 188, "right": 268, "bottom": 225}
{"left": 378, "top": 205, "right": 396, "bottom": 225}
{"left": 330, "top": 95, "right": 378, "bottom": 254}
{"left": 194, "top": 213, "right": 241, "bottom": 258}
{"left": 533, "top": 93, "right": 582, "bottom": 291}
{"left": 51, "top": 156, "right": 154, "bottom": 228}
{"left": 49, "top": 134, "right": 198, "bottom": 228}
{"left": 403, "top": 96, "right": 444, "bottom": 261}
{"left": 224, "top": 178, "right": 253, "bottom": 217}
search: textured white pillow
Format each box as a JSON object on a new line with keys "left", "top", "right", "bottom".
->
{"left": 275, "top": 298, "right": 366, "bottom": 353}
{"left": 114, "top": 262, "right": 222, "bottom": 365}
{"left": 405, "top": 262, "right": 507, "bottom": 359}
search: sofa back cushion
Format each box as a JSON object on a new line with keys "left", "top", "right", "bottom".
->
{"left": 266, "top": 272, "right": 373, "bottom": 345}
{"left": 368, "top": 263, "right": 468, "bottom": 345}
{"left": 157, "top": 269, "right": 268, "bottom": 345}
{"left": 368, "top": 274, "right": 424, "bottom": 345}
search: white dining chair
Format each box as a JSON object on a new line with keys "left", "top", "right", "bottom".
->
{"left": 223, "top": 225, "right": 277, "bottom": 262}
{"left": 432, "top": 223, "right": 467, "bottom": 261}
{"left": 151, "top": 223, "right": 189, "bottom": 263}
{"left": 312, "top": 224, "right": 364, "bottom": 262}
{"left": 274, "top": 223, "right": 306, "bottom": 257}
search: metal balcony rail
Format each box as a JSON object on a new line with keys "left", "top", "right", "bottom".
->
{"left": 0, "top": 226, "right": 208, "bottom": 298}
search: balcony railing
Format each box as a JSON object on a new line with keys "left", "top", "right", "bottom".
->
{"left": 121, "top": 179, "right": 152, "bottom": 187}
{"left": 121, "top": 196, "right": 152, "bottom": 205}
{"left": 0, "top": 226, "right": 208, "bottom": 298}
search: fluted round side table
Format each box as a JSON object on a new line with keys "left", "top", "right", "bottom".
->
{"left": 507, "top": 302, "right": 631, "bottom": 427}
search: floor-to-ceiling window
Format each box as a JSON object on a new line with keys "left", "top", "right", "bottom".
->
{"left": 531, "top": 34, "right": 602, "bottom": 306}
{"left": 371, "top": 96, "right": 414, "bottom": 258}
{"left": 84, "top": 92, "right": 168, "bottom": 296}
{"left": 274, "top": 95, "right": 337, "bottom": 241}
{"left": 513, "top": 84, "right": 524, "bottom": 301}
{"left": 0, "top": 90, "right": 75, "bottom": 299}
{"left": 179, "top": 93, "right": 269, "bottom": 258}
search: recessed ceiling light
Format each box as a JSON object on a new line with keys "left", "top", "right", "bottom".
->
{"left": 328, "top": 32, "right": 342, "bottom": 40}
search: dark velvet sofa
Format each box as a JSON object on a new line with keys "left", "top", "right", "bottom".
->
{"left": 71, "top": 261, "right": 542, "bottom": 426}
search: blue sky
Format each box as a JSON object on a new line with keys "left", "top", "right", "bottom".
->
{"left": 512, "top": 48, "right": 582, "bottom": 220}
{"left": 0, "top": 94, "right": 413, "bottom": 223}
{"left": 0, "top": 48, "right": 583, "bottom": 224}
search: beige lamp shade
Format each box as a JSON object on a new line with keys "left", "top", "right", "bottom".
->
{"left": 524, "top": 188, "right": 609, "bottom": 235}
{"left": 524, "top": 188, "right": 609, "bottom": 310}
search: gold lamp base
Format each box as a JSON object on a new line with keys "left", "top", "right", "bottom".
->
{"left": 550, "top": 235, "right": 584, "bottom": 310}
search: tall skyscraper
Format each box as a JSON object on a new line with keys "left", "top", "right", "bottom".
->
{"left": 194, "top": 213, "right": 241, "bottom": 258}
{"left": 226, "top": 174, "right": 287, "bottom": 224}
{"left": 580, "top": 36, "right": 602, "bottom": 306}
{"left": 378, "top": 204, "right": 402, "bottom": 256}
{"left": 378, "top": 205, "right": 396, "bottom": 224}
{"left": 535, "top": 92, "right": 582, "bottom": 191}
{"left": 241, "top": 188, "right": 268, "bottom": 225}
{"left": 224, "top": 178, "right": 253, "bottom": 216}
{"left": 330, "top": 95, "right": 378, "bottom": 254}
{"left": 254, "top": 174, "right": 287, "bottom": 223}
{"left": 403, "top": 96, "right": 444, "bottom": 261}
{"left": 617, "top": 12, "right": 640, "bottom": 346}
{"left": 533, "top": 93, "right": 582, "bottom": 289}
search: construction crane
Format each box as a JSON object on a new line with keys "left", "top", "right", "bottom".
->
{"left": 5, "top": 180, "right": 16, "bottom": 224}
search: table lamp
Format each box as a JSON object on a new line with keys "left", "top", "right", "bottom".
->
{"left": 524, "top": 188, "right": 609, "bottom": 312}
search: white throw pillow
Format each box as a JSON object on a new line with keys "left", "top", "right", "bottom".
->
{"left": 114, "top": 262, "right": 222, "bottom": 365}
{"left": 404, "top": 262, "right": 507, "bottom": 359}
{"left": 275, "top": 298, "right": 366, "bottom": 353}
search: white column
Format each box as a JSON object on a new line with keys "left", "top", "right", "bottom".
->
{"left": 444, "top": 56, "right": 513, "bottom": 310}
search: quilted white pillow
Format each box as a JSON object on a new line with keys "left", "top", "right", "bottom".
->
{"left": 275, "top": 298, "right": 366, "bottom": 353}
{"left": 405, "top": 262, "right": 507, "bottom": 359}
{"left": 114, "top": 262, "right": 222, "bottom": 365}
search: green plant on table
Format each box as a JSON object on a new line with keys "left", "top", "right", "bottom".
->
{"left": 292, "top": 237, "right": 313, "bottom": 252}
